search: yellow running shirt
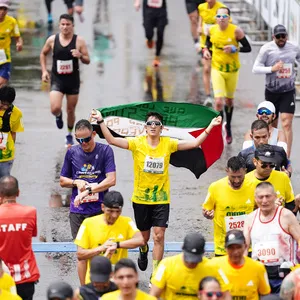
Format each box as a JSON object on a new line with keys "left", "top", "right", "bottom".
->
{"left": 126, "top": 136, "right": 178, "bottom": 205}
{"left": 0, "top": 272, "right": 16, "bottom": 294}
{"left": 203, "top": 177, "right": 255, "bottom": 255}
{"left": 245, "top": 170, "right": 294, "bottom": 204}
{"left": 198, "top": 1, "right": 225, "bottom": 48}
{"left": 0, "top": 105, "right": 24, "bottom": 162}
{"left": 151, "top": 254, "right": 230, "bottom": 299}
{"left": 210, "top": 23, "right": 240, "bottom": 72}
{"left": 102, "top": 289, "right": 156, "bottom": 300}
{"left": 210, "top": 256, "right": 271, "bottom": 299}
{"left": 0, "top": 15, "right": 21, "bottom": 65}
{"left": 74, "top": 215, "right": 139, "bottom": 284}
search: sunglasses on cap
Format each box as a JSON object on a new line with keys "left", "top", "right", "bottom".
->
{"left": 200, "top": 291, "right": 223, "bottom": 298}
{"left": 257, "top": 108, "right": 273, "bottom": 116}
{"left": 145, "top": 121, "right": 162, "bottom": 127}
{"left": 76, "top": 135, "right": 92, "bottom": 144}
{"left": 260, "top": 161, "right": 276, "bottom": 169}
{"left": 275, "top": 34, "right": 286, "bottom": 39}
{"left": 216, "top": 14, "right": 229, "bottom": 19}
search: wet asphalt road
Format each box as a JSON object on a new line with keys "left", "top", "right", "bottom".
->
{"left": 7, "top": 0, "right": 300, "bottom": 298}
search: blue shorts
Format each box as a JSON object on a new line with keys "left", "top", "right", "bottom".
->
{"left": 0, "top": 63, "right": 11, "bottom": 80}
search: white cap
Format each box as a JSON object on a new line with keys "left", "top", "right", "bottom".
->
{"left": 0, "top": 0, "right": 9, "bottom": 8}
{"left": 257, "top": 101, "right": 275, "bottom": 113}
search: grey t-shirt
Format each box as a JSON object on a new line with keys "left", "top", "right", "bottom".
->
{"left": 252, "top": 40, "right": 300, "bottom": 93}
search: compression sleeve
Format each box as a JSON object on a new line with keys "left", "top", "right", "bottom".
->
{"left": 285, "top": 200, "right": 296, "bottom": 215}
{"left": 252, "top": 45, "right": 273, "bottom": 74}
{"left": 238, "top": 36, "right": 251, "bottom": 53}
{"left": 205, "top": 35, "right": 212, "bottom": 50}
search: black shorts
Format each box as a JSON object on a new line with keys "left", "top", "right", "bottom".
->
{"left": 265, "top": 88, "right": 296, "bottom": 117}
{"left": 133, "top": 203, "right": 169, "bottom": 231}
{"left": 69, "top": 211, "right": 103, "bottom": 239}
{"left": 64, "top": 0, "right": 74, "bottom": 9}
{"left": 51, "top": 73, "right": 80, "bottom": 95}
{"left": 16, "top": 282, "right": 36, "bottom": 300}
{"left": 185, "top": 0, "right": 205, "bottom": 14}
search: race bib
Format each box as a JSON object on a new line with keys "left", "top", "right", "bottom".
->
{"left": 225, "top": 215, "right": 245, "bottom": 231}
{"left": 57, "top": 60, "right": 73, "bottom": 74}
{"left": 203, "top": 23, "right": 213, "bottom": 36}
{"left": 147, "top": 0, "right": 163, "bottom": 8}
{"left": 78, "top": 183, "right": 99, "bottom": 203}
{"left": 277, "top": 63, "right": 292, "bottom": 79}
{"left": 0, "top": 49, "right": 7, "bottom": 64}
{"left": 0, "top": 132, "right": 8, "bottom": 149}
{"left": 254, "top": 241, "right": 280, "bottom": 263}
{"left": 143, "top": 156, "right": 164, "bottom": 174}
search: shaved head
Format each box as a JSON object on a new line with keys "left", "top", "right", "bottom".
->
{"left": 0, "top": 176, "right": 19, "bottom": 197}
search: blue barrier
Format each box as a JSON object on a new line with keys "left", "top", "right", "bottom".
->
{"left": 32, "top": 242, "right": 215, "bottom": 253}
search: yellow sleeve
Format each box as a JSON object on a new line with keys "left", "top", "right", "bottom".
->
{"left": 284, "top": 174, "right": 294, "bottom": 203}
{"left": 151, "top": 260, "right": 168, "bottom": 289}
{"left": 74, "top": 219, "right": 90, "bottom": 249}
{"left": 127, "top": 218, "right": 139, "bottom": 238}
{"left": 207, "top": 259, "right": 230, "bottom": 292}
{"left": 12, "top": 18, "right": 21, "bottom": 37}
{"left": 126, "top": 137, "right": 136, "bottom": 152}
{"left": 170, "top": 138, "right": 178, "bottom": 153}
{"left": 11, "top": 110, "right": 24, "bottom": 133}
{"left": 258, "top": 263, "right": 271, "bottom": 295}
{"left": 202, "top": 183, "right": 215, "bottom": 210}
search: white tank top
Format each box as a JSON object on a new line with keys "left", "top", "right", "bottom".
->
{"left": 250, "top": 206, "right": 296, "bottom": 266}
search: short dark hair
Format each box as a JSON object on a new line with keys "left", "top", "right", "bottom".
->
{"left": 227, "top": 156, "right": 246, "bottom": 171}
{"left": 59, "top": 14, "right": 74, "bottom": 23}
{"left": 115, "top": 258, "right": 137, "bottom": 274}
{"left": 251, "top": 120, "right": 268, "bottom": 133}
{"left": 0, "top": 176, "right": 19, "bottom": 197}
{"left": 199, "top": 276, "right": 221, "bottom": 291}
{"left": 145, "top": 112, "right": 163, "bottom": 124}
{"left": 217, "top": 6, "right": 231, "bottom": 15}
{"left": 75, "top": 119, "right": 93, "bottom": 132}
{"left": 0, "top": 86, "right": 16, "bottom": 104}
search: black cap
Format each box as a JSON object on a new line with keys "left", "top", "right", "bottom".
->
{"left": 254, "top": 144, "right": 276, "bottom": 163}
{"left": 225, "top": 230, "right": 246, "bottom": 247}
{"left": 182, "top": 233, "right": 205, "bottom": 263}
{"left": 47, "top": 281, "right": 73, "bottom": 300}
{"left": 90, "top": 256, "right": 112, "bottom": 283}
{"left": 103, "top": 191, "right": 124, "bottom": 208}
{"left": 273, "top": 24, "right": 287, "bottom": 35}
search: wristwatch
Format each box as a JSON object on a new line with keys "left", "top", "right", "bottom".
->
{"left": 97, "top": 119, "right": 104, "bottom": 125}
{"left": 86, "top": 186, "right": 92, "bottom": 195}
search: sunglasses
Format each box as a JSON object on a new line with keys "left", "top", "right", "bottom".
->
{"left": 260, "top": 162, "right": 276, "bottom": 169}
{"left": 145, "top": 121, "right": 162, "bottom": 127}
{"left": 200, "top": 291, "right": 223, "bottom": 298}
{"left": 275, "top": 34, "right": 286, "bottom": 39}
{"left": 257, "top": 108, "right": 273, "bottom": 116}
{"left": 76, "top": 135, "right": 92, "bottom": 144}
{"left": 216, "top": 14, "right": 229, "bottom": 19}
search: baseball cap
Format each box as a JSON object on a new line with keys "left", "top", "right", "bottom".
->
{"left": 257, "top": 101, "right": 275, "bottom": 114}
{"left": 0, "top": 0, "right": 9, "bottom": 8}
{"left": 90, "top": 256, "right": 112, "bottom": 283}
{"left": 103, "top": 191, "right": 124, "bottom": 208}
{"left": 254, "top": 144, "right": 276, "bottom": 163}
{"left": 182, "top": 233, "right": 205, "bottom": 263}
{"left": 225, "top": 230, "right": 245, "bottom": 247}
{"left": 47, "top": 281, "right": 73, "bottom": 300}
{"left": 273, "top": 24, "right": 287, "bottom": 36}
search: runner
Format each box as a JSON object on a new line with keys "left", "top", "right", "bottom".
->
{"left": 102, "top": 259, "right": 156, "bottom": 300}
{"left": 91, "top": 110, "right": 221, "bottom": 275}
{"left": 252, "top": 24, "right": 300, "bottom": 158}
{"left": 74, "top": 191, "right": 144, "bottom": 284}
{"left": 238, "top": 120, "right": 290, "bottom": 174}
{"left": 244, "top": 182, "right": 300, "bottom": 294}
{"left": 47, "top": 281, "right": 74, "bottom": 300}
{"left": 40, "top": 14, "right": 90, "bottom": 147}
{"left": 210, "top": 230, "right": 271, "bottom": 299}
{"left": 0, "top": 86, "right": 24, "bottom": 178}
{"left": 243, "top": 101, "right": 287, "bottom": 151}
{"left": 0, "top": 0, "right": 23, "bottom": 87}
{"left": 150, "top": 232, "right": 231, "bottom": 299}
{"left": 203, "top": 7, "right": 251, "bottom": 144}
{"left": 0, "top": 176, "right": 40, "bottom": 300}
{"left": 198, "top": 0, "right": 225, "bottom": 107}
{"left": 198, "top": 277, "right": 225, "bottom": 300}
{"left": 202, "top": 156, "right": 255, "bottom": 256}
{"left": 185, "top": 0, "right": 205, "bottom": 50}
{"left": 134, "top": 0, "right": 168, "bottom": 67}
{"left": 60, "top": 119, "right": 116, "bottom": 284}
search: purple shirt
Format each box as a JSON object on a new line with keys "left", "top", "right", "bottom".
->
{"left": 60, "top": 143, "right": 116, "bottom": 214}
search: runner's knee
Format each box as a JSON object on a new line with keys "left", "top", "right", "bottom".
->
{"left": 153, "top": 229, "right": 165, "bottom": 244}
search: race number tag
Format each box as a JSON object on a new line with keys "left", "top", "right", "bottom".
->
{"left": 147, "top": 0, "right": 163, "bottom": 8}
{"left": 277, "top": 63, "right": 292, "bottom": 79}
{"left": 143, "top": 156, "right": 164, "bottom": 174}
{"left": 203, "top": 23, "right": 213, "bottom": 36}
{"left": 225, "top": 215, "right": 246, "bottom": 231}
{"left": 0, "top": 132, "right": 8, "bottom": 149}
{"left": 78, "top": 183, "right": 99, "bottom": 203}
{"left": 57, "top": 60, "right": 73, "bottom": 74}
{"left": 0, "top": 49, "right": 7, "bottom": 64}
{"left": 254, "top": 241, "right": 280, "bottom": 263}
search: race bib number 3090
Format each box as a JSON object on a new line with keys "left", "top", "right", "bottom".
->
{"left": 143, "top": 156, "right": 164, "bottom": 174}
{"left": 147, "top": 0, "right": 163, "bottom": 8}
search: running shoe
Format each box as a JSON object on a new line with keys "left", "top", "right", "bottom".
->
{"left": 146, "top": 40, "right": 154, "bottom": 49}
{"left": 137, "top": 244, "right": 149, "bottom": 271}
{"left": 203, "top": 96, "right": 213, "bottom": 107}
{"left": 56, "top": 113, "right": 63, "bottom": 129}
{"left": 65, "top": 134, "right": 74, "bottom": 148}
{"left": 225, "top": 123, "right": 232, "bottom": 144}
{"left": 48, "top": 14, "right": 53, "bottom": 25}
{"left": 152, "top": 57, "right": 160, "bottom": 67}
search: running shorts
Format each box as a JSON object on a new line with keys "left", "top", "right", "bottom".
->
{"left": 0, "top": 63, "right": 11, "bottom": 80}
{"left": 51, "top": 73, "right": 80, "bottom": 95}
{"left": 185, "top": 0, "right": 205, "bottom": 14}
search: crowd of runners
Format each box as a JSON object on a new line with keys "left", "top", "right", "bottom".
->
{"left": 0, "top": 0, "right": 300, "bottom": 299}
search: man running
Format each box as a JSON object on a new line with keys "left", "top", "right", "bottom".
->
{"left": 134, "top": 0, "right": 168, "bottom": 67}
{"left": 203, "top": 7, "right": 251, "bottom": 144}
{"left": 202, "top": 156, "right": 255, "bottom": 256}
{"left": 91, "top": 110, "right": 221, "bottom": 275}
{"left": 40, "top": 14, "right": 90, "bottom": 147}
{"left": 0, "top": 0, "right": 23, "bottom": 87}
{"left": 244, "top": 182, "right": 300, "bottom": 294}
{"left": 252, "top": 24, "right": 300, "bottom": 158}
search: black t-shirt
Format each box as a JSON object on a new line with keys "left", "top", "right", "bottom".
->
{"left": 79, "top": 281, "right": 118, "bottom": 300}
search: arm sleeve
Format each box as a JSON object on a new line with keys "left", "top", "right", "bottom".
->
{"left": 151, "top": 261, "right": 167, "bottom": 289}
{"left": 60, "top": 150, "right": 73, "bottom": 178}
{"left": 252, "top": 46, "right": 273, "bottom": 74}
{"left": 258, "top": 264, "right": 271, "bottom": 295}
{"left": 284, "top": 174, "right": 295, "bottom": 204}
{"left": 277, "top": 141, "right": 288, "bottom": 154}
{"left": 202, "top": 184, "right": 215, "bottom": 210}
{"left": 74, "top": 221, "right": 89, "bottom": 248}
{"left": 104, "top": 146, "right": 116, "bottom": 173}
{"left": 127, "top": 218, "right": 139, "bottom": 238}
{"left": 205, "top": 35, "right": 212, "bottom": 50}
{"left": 238, "top": 36, "right": 251, "bottom": 53}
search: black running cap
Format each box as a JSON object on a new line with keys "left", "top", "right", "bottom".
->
{"left": 182, "top": 233, "right": 205, "bottom": 263}
{"left": 103, "top": 191, "right": 124, "bottom": 208}
{"left": 90, "top": 256, "right": 112, "bottom": 282}
{"left": 225, "top": 230, "right": 245, "bottom": 247}
{"left": 47, "top": 281, "right": 73, "bottom": 300}
{"left": 273, "top": 24, "right": 287, "bottom": 35}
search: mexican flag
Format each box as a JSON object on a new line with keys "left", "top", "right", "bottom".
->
{"left": 92, "top": 102, "right": 223, "bottom": 179}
